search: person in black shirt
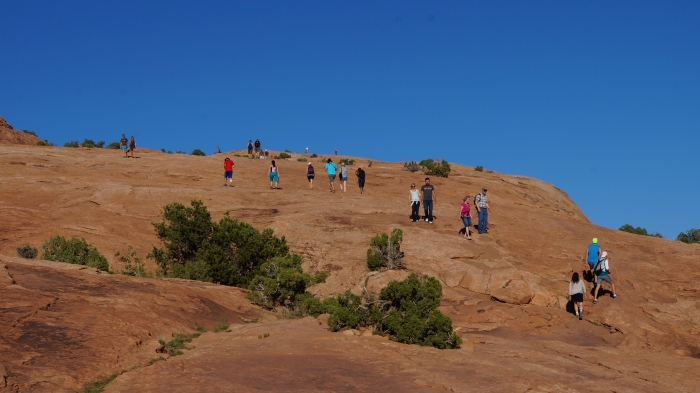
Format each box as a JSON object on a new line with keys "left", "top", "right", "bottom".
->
{"left": 247, "top": 140, "right": 253, "bottom": 154}
{"left": 355, "top": 167, "right": 366, "bottom": 194}
{"left": 420, "top": 178, "right": 436, "bottom": 223}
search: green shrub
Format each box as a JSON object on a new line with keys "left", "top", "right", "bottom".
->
{"left": 677, "top": 229, "right": 700, "bottom": 244}
{"left": 105, "top": 142, "right": 121, "bottom": 149}
{"left": 17, "top": 245, "right": 38, "bottom": 259}
{"left": 337, "top": 158, "right": 355, "bottom": 165}
{"left": 80, "top": 139, "right": 104, "bottom": 148}
{"left": 284, "top": 149, "right": 292, "bottom": 153}
{"left": 310, "top": 154, "right": 318, "bottom": 158}
{"left": 64, "top": 140, "right": 80, "bottom": 148}
{"left": 474, "top": 166, "right": 484, "bottom": 172}
{"left": 191, "top": 149, "right": 206, "bottom": 156}
{"left": 160, "top": 148, "right": 166, "bottom": 152}
{"left": 157, "top": 332, "right": 200, "bottom": 356}
{"left": 213, "top": 317, "right": 230, "bottom": 333}
{"left": 619, "top": 224, "right": 663, "bottom": 238}
{"left": 176, "top": 150, "right": 186, "bottom": 154}
{"left": 419, "top": 159, "right": 451, "bottom": 178}
{"left": 297, "top": 157, "right": 307, "bottom": 162}
{"left": 367, "top": 228, "right": 405, "bottom": 271}
{"left": 36, "top": 140, "right": 49, "bottom": 146}
{"left": 149, "top": 200, "right": 324, "bottom": 312}
{"left": 404, "top": 162, "right": 419, "bottom": 172}
{"left": 77, "top": 374, "right": 117, "bottom": 393}
{"left": 276, "top": 152, "right": 292, "bottom": 159}
{"left": 324, "top": 274, "right": 461, "bottom": 349}
{"left": 116, "top": 246, "right": 153, "bottom": 277}
{"left": 22, "top": 130, "right": 37, "bottom": 136}
{"left": 41, "top": 236, "right": 109, "bottom": 271}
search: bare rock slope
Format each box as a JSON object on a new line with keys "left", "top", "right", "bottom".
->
{"left": 1, "top": 144, "right": 699, "bottom": 392}
{"left": 0, "top": 117, "right": 42, "bottom": 146}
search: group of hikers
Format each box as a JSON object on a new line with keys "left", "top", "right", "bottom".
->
{"left": 119, "top": 134, "right": 136, "bottom": 158}
{"left": 247, "top": 139, "right": 270, "bottom": 159}
{"left": 567, "top": 238, "right": 618, "bottom": 320}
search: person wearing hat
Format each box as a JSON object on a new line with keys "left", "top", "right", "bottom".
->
{"left": 585, "top": 238, "right": 601, "bottom": 282}
{"left": 593, "top": 250, "right": 618, "bottom": 303}
{"left": 324, "top": 158, "right": 338, "bottom": 193}
{"left": 306, "top": 162, "right": 315, "bottom": 190}
{"left": 474, "top": 188, "right": 490, "bottom": 233}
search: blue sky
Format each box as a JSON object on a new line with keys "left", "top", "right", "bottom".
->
{"left": 1, "top": 1, "right": 698, "bottom": 238}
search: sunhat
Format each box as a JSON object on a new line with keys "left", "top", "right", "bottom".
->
{"left": 592, "top": 238, "right": 598, "bottom": 244}
{"left": 307, "top": 162, "right": 311, "bottom": 165}
{"left": 601, "top": 251, "right": 608, "bottom": 258}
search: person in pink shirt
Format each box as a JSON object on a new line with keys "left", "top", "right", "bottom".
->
{"left": 460, "top": 195, "right": 473, "bottom": 240}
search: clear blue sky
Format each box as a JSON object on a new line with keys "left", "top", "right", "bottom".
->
{"left": 1, "top": 1, "right": 698, "bottom": 238}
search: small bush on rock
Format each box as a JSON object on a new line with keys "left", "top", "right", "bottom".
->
{"left": 116, "top": 246, "right": 153, "bottom": 277}
{"left": 276, "top": 152, "right": 292, "bottom": 159}
{"left": 619, "top": 224, "right": 663, "bottom": 238}
{"left": 677, "top": 228, "right": 700, "bottom": 244}
{"left": 191, "top": 149, "right": 206, "bottom": 156}
{"left": 41, "top": 236, "right": 109, "bottom": 271}
{"left": 367, "top": 228, "right": 405, "bottom": 271}
{"left": 105, "top": 142, "right": 121, "bottom": 149}
{"left": 474, "top": 166, "right": 484, "bottom": 172}
{"left": 64, "top": 140, "right": 80, "bottom": 148}
{"left": 17, "top": 245, "right": 38, "bottom": 259}
{"left": 419, "top": 159, "right": 451, "bottom": 178}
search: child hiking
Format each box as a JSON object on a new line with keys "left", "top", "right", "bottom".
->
{"left": 355, "top": 166, "right": 365, "bottom": 194}
{"left": 569, "top": 272, "right": 587, "bottom": 320}
{"left": 339, "top": 162, "right": 349, "bottom": 192}
{"left": 119, "top": 134, "right": 128, "bottom": 157}
{"left": 128, "top": 136, "right": 136, "bottom": 158}
{"left": 409, "top": 183, "right": 420, "bottom": 222}
{"left": 593, "top": 251, "right": 618, "bottom": 304}
{"left": 460, "top": 195, "right": 473, "bottom": 240}
{"left": 223, "top": 157, "right": 235, "bottom": 187}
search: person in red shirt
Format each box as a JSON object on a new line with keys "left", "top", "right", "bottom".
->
{"left": 223, "top": 157, "right": 235, "bottom": 187}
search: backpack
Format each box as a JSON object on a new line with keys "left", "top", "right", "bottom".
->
{"left": 357, "top": 168, "right": 365, "bottom": 179}
{"left": 307, "top": 165, "right": 314, "bottom": 174}
{"left": 593, "top": 258, "right": 608, "bottom": 274}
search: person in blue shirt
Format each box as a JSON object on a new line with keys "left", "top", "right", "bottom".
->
{"left": 324, "top": 158, "right": 338, "bottom": 193}
{"left": 585, "top": 238, "right": 601, "bottom": 282}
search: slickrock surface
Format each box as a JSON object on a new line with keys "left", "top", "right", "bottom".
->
{"left": 1, "top": 144, "right": 699, "bottom": 392}
{"left": 0, "top": 118, "right": 42, "bottom": 146}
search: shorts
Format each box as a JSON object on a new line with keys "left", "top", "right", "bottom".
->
{"left": 587, "top": 262, "right": 597, "bottom": 270}
{"left": 340, "top": 176, "right": 348, "bottom": 182}
{"left": 358, "top": 178, "right": 365, "bottom": 187}
{"left": 270, "top": 173, "right": 279, "bottom": 182}
{"left": 307, "top": 174, "right": 315, "bottom": 180}
{"left": 328, "top": 174, "right": 336, "bottom": 182}
{"left": 596, "top": 275, "right": 612, "bottom": 284}
{"left": 571, "top": 293, "right": 584, "bottom": 303}
{"left": 224, "top": 170, "right": 233, "bottom": 179}
{"left": 121, "top": 145, "right": 127, "bottom": 151}
{"left": 461, "top": 216, "right": 472, "bottom": 228}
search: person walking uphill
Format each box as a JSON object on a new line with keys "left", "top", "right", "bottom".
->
{"left": 307, "top": 162, "right": 315, "bottom": 190}
{"left": 475, "top": 188, "right": 490, "bottom": 233}
{"left": 269, "top": 160, "right": 279, "bottom": 189}
{"left": 585, "top": 238, "right": 601, "bottom": 282}
{"left": 223, "top": 157, "right": 235, "bottom": 187}
{"left": 247, "top": 140, "right": 253, "bottom": 155}
{"left": 355, "top": 166, "right": 366, "bottom": 194}
{"left": 119, "top": 134, "right": 128, "bottom": 158}
{"left": 460, "top": 195, "right": 473, "bottom": 240}
{"left": 593, "top": 251, "right": 618, "bottom": 304}
{"left": 420, "top": 178, "right": 436, "bottom": 224}
{"left": 339, "top": 162, "right": 349, "bottom": 192}
{"left": 129, "top": 136, "right": 136, "bottom": 158}
{"left": 325, "top": 158, "right": 338, "bottom": 192}
{"left": 409, "top": 183, "right": 420, "bottom": 222}
{"left": 569, "top": 272, "right": 587, "bottom": 320}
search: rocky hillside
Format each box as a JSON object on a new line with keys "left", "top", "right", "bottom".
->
{"left": 0, "top": 116, "right": 43, "bottom": 145}
{"left": 1, "top": 144, "right": 698, "bottom": 392}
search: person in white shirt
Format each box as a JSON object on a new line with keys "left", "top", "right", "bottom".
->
{"left": 568, "top": 272, "right": 587, "bottom": 320}
{"left": 593, "top": 251, "right": 618, "bottom": 304}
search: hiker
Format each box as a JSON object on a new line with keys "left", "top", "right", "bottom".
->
{"left": 269, "top": 160, "right": 279, "bottom": 189}
{"left": 247, "top": 140, "right": 253, "bottom": 154}
{"left": 569, "top": 272, "right": 587, "bottom": 320}
{"left": 460, "top": 195, "right": 472, "bottom": 240}
{"left": 593, "top": 251, "right": 618, "bottom": 304}
{"left": 264, "top": 150, "right": 269, "bottom": 159}
{"left": 305, "top": 146, "right": 309, "bottom": 154}
{"left": 223, "top": 157, "right": 235, "bottom": 186}
{"left": 324, "top": 158, "right": 338, "bottom": 192}
{"left": 307, "top": 162, "right": 315, "bottom": 190}
{"left": 254, "top": 139, "right": 261, "bottom": 153}
{"left": 420, "top": 178, "right": 436, "bottom": 224}
{"left": 585, "top": 238, "right": 601, "bottom": 282}
{"left": 409, "top": 183, "right": 420, "bottom": 222}
{"left": 475, "top": 188, "right": 490, "bottom": 233}
{"left": 339, "top": 162, "right": 349, "bottom": 192}
{"left": 355, "top": 166, "right": 366, "bottom": 194}
{"left": 119, "top": 134, "right": 128, "bottom": 157}
{"left": 129, "top": 136, "right": 136, "bottom": 158}
{"left": 334, "top": 148, "right": 338, "bottom": 155}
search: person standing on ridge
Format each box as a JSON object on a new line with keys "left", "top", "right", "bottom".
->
{"left": 307, "top": 162, "right": 315, "bottom": 190}
{"left": 269, "top": 160, "right": 279, "bottom": 189}
{"left": 324, "top": 158, "right": 338, "bottom": 192}
{"left": 334, "top": 148, "right": 338, "bottom": 155}
{"left": 339, "top": 162, "right": 349, "bottom": 192}
{"left": 355, "top": 166, "right": 366, "bottom": 194}
{"left": 569, "top": 272, "right": 587, "bottom": 320}
{"left": 409, "top": 183, "right": 420, "bottom": 222}
{"left": 247, "top": 140, "right": 253, "bottom": 155}
{"left": 585, "top": 238, "right": 601, "bottom": 282}
{"left": 129, "top": 136, "right": 136, "bottom": 158}
{"left": 460, "top": 195, "right": 473, "bottom": 240}
{"left": 305, "top": 146, "right": 309, "bottom": 154}
{"left": 420, "top": 178, "right": 436, "bottom": 224}
{"left": 593, "top": 251, "right": 618, "bottom": 303}
{"left": 254, "top": 139, "right": 261, "bottom": 154}
{"left": 119, "top": 134, "right": 129, "bottom": 158}
{"left": 223, "top": 157, "right": 235, "bottom": 187}
{"left": 474, "top": 188, "right": 490, "bottom": 233}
